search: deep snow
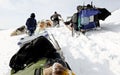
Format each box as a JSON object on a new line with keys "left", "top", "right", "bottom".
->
{"left": 0, "top": 9, "right": 120, "bottom": 75}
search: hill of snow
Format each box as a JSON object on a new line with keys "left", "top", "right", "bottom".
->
{"left": 1, "top": 9, "right": 120, "bottom": 75}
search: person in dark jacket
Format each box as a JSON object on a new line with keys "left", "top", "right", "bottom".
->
{"left": 26, "top": 13, "right": 37, "bottom": 36}
{"left": 50, "top": 11, "right": 62, "bottom": 27}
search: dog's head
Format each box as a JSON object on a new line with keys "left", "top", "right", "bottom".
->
{"left": 38, "top": 20, "right": 47, "bottom": 30}
{"left": 46, "top": 20, "right": 53, "bottom": 27}
{"left": 52, "top": 63, "right": 65, "bottom": 75}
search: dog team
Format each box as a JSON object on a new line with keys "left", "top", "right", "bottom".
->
{"left": 11, "top": 12, "right": 62, "bottom": 36}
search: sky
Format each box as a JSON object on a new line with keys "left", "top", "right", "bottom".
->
{"left": 0, "top": 0, "right": 120, "bottom": 29}
{"left": 1, "top": 9, "right": 120, "bottom": 75}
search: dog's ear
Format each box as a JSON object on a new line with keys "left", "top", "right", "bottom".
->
{"left": 43, "top": 66, "right": 53, "bottom": 75}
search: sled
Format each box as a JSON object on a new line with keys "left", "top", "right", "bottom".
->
{"left": 10, "top": 33, "right": 65, "bottom": 75}
{"left": 17, "top": 30, "right": 49, "bottom": 47}
{"left": 17, "top": 30, "right": 61, "bottom": 51}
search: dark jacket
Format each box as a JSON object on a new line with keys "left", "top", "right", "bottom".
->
{"left": 50, "top": 13, "right": 61, "bottom": 21}
{"left": 26, "top": 17, "right": 37, "bottom": 29}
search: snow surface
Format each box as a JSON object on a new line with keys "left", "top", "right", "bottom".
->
{"left": 1, "top": 9, "right": 120, "bottom": 75}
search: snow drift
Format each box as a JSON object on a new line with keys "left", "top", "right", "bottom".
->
{"left": 0, "top": 9, "right": 120, "bottom": 75}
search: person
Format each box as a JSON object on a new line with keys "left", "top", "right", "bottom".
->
{"left": 26, "top": 13, "right": 37, "bottom": 36}
{"left": 64, "top": 5, "right": 83, "bottom": 31}
{"left": 50, "top": 11, "right": 62, "bottom": 27}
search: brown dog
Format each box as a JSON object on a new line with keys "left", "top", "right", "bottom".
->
{"left": 38, "top": 20, "right": 47, "bottom": 30}
{"left": 37, "top": 20, "right": 53, "bottom": 31}
{"left": 10, "top": 25, "right": 26, "bottom": 36}
{"left": 43, "top": 63, "right": 75, "bottom": 75}
{"left": 46, "top": 20, "right": 53, "bottom": 27}
{"left": 43, "top": 63, "right": 65, "bottom": 75}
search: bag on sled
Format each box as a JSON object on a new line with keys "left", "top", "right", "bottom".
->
{"left": 81, "top": 22, "right": 96, "bottom": 29}
{"left": 11, "top": 58, "right": 47, "bottom": 75}
{"left": 77, "top": 8, "right": 100, "bottom": 30}
{"left": 97, "top": 8, "right": 111, "bottom": 20}
{"left": 9, "top": 36, "right": 58, "bottom": 72}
